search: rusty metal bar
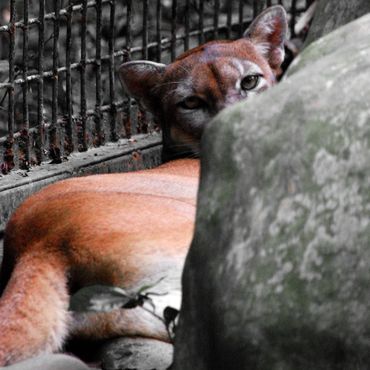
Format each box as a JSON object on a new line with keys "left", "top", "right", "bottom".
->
{"left": 138, "top": 0, "right": 150, "bottom": 133}
{"left": 21, "top": 0, "right": 30, "bottom": 170}
{"left": 253, "top": 0, "right": 265, "bottom": 16}
{"left": 171, "top": 0, "right": 177, "bottom": 61}
{"left": 36, "top": 0, "right": 45, "bottom": 164}
{"left": 156, "top": 0, "right": 162, "bottom": 61}
{"left": 50, "top": 0, "right": 62, "bottom": 163}
{"left": 79, "top": 0, "right": 88, "bottom": 151}
{"left": 126, "top": 0, "right": 132, "bottom": 54}
{"left": 239, "top": 0, "right": 244, "bottom": 37}
{"left": 290, "top": 0, "right": 297, "bottom": 37}
{"left": 213, "top": 0, "right": 220, "bottom": 39}
{"left": 65, "top": 0, "right": 74, "bottom": 155}
{"left": 184, "top": 0, "right": 190, "bottom": 51}
{"left": 0, "top": 0, "right": 113, "bottom": 33}
{"left": 142, "top": 0, "right": 148, "bottom": 60}
{"left": 123, "top": 0, "right": 133, "bottom": 138}
{"left": 199, "top": 0, "right": 204, "bottom": 44}
{"left": 3, "top": 0, "right": 16, "bottom": 173}
{"left": 109, "top": 0, "right": 118, "bottom": 141}
{"left": 226, "top": 1, "right": 233, "bottom": 39}
{"left": 94, "top": 0, "right": 103, "bottom": 146}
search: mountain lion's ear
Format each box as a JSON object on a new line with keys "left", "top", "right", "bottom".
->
{"left": 243, "top": 5, "right": 287, "bottom": 72}
{"left": 118, "top": 61, "right": 166, "bottom": 113}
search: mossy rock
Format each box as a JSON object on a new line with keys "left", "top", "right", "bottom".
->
{"left": 173, "top": 14, "right": 370, "bottom": 370}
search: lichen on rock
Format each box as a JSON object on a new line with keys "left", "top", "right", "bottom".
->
{"left": 173, "top": 13, "right": 370, "bottom": 370}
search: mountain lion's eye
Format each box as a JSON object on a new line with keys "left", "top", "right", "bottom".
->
{"left": 179, "top": 96, "right": 205, "bottom": 110}
{"left": 241, "top": 75, "right": 261, "bottom": 91}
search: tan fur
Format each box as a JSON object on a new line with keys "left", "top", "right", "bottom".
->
{"left": 0, "top": 159, "right": 199, "bottom": 366}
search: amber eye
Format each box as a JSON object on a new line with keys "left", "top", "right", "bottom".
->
{"left": 179, "top": 96, "right": 205, "bottom": 110}
{"left": 240, "top": 74, "right": 261, "bottom": 91}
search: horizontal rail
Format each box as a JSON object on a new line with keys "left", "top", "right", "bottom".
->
{"left": 0, "top": 21, "right": 253, "bottom": 91}
{"left": 0, "top": 0, "right": 112, "bottom": 33}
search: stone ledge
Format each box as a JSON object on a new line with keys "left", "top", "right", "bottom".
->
{"left": 0, "top": 133, "right": 163, "bottom": 233}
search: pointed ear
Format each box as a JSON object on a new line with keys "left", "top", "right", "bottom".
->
{"left": 243, "top": 5, "right": 288, "bottom": 72}
{"left": 118, "top": 61, "right": 166, "bottom": 113}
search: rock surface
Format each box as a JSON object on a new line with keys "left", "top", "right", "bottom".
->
{"left": 99, "top": 338, "right": 173, "bottom": 370}
{"left": 172, "top": 14, "right": 370, "bottom": 370}
{"left": 0, "top": 354, "right": 92, "bottom": 370}
{"left": 304, "top": 0, "right": 370, "bottom": 46}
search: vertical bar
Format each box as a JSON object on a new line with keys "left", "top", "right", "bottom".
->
{"left": 65, "top": 0, "right": 74, "bottom": 154}
{"left": 198, "top": 0, "right": 204, "bottom": 44}
{"left": 50, "top": 0, "right": 61, "bottom": 163}
{"left": 21, "top": 0, "right": 30, "bottom": 170}
{"left": 109, "top": 0, "right": 118, "bottom": 141}
{"left": 156, "top": 0, "right": 162, "bottom": 61}
{"left": 253, "top": 0, "right": 257, "bottom": 17}
{"left": 238, "top": 0, "right": 244, "bottom": 37}
{"left": 184, "top": 0, "right": 190, "bottom": 51}
{"left": 142, "top": 0, "right": 148, "bottom": 59}
{"left": 290, "top": 0, "right": 297, "bottom": 37}
{"left": 253, "top": 0, "right": 265, "bottom": 17}
{"left": 126, "top": 0, "right": 132, "bottom": 53}
{"left": 267, "top": 0, "right": 272, "bottom": 6}
{"left": 226, "top": 1, "right": 232, "bottom": 39}
{"left": 8, "top": 0, "right": 15, "bottom": 139}
{"left": 138, "top": 0, "right": 150, "bottom": 133}
{"left": 37, "top": 0, "right": 45, "bottom": 164}
{"left": 94, "top": 0, "right": 103, "bottom": 146}
{"left": 213, "top": 0, "right": 220, "bottom": 39}
{"left": 79, "top": 0, "right": 87, "bottom": 151}
{"left": 123, "top": 0, "right": 132, "bottom": 138}
{"left": 170, "top": 0, "right": 177, "bottom": 61}
{"left": 4, "top": 0, "right": 16, "bottom": 173}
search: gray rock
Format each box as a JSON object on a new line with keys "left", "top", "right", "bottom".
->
{"left": 288, "top": 12, "right": 370, "bottom": 77}
{"left": 0, "top": 354, "right": 92, "bottom": 370}
{"left": 304, "top": 0, "right": 370, "bottom": 47}
{"left": 100, "top": 338, "right": 172, "bottom": 370}
{"left": 172, "top": 14, "right": 370, "bottom": 370}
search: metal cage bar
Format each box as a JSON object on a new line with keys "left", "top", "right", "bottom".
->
{"left": 36, "top": 0, "right": 45, "bottom": 164}
{"left": 290, "top": 0, "right": 297, "bottom": 37}
{"left": 109, "top": 0, "right": 117, "bottom": 142}
{"left": 94, "top": 0, "right": 103, "bottom": 147}
{"left": 156, "top": 0, "right": 162, "bottom": 62}
{"left": 238, "top": 0, "right": 244, "bottom": 37}
{"left": 21, "top": 0, "right": 30, "bottom": 169}
{"left": 50, "top": 0, "right": 61, "bottom": 163}
{"left": 123, "top": 0, "right": 132, "bottom": 138}
{"left": 213, "top": 0, "right": 220, "bottom": 39}
{"left": 65, "top": 0, "right": 74, "bottom": 155}
{"left": 171, "top": 0, "right": 177, "bottom": 61}
{"left": 79, "top": 0, "right": 88, "bottom": 151}
{"left": 142, "top": 0, "right": 148, "bottom": 60}
{"left": 198, "top": 0, "right": 204, "bottom": 44}
{"left": 4, "top": 0, "right": 16, "bottom": 173}
{"left": 0, "top": 0, "right": 310, "bottom": 175}
{"left": 226, "top": 1, "right": 233, "bottom": 39}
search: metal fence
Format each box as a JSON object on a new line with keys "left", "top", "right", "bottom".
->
{"left": 0, "top": 0, "right": 312, "bottom": 175}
